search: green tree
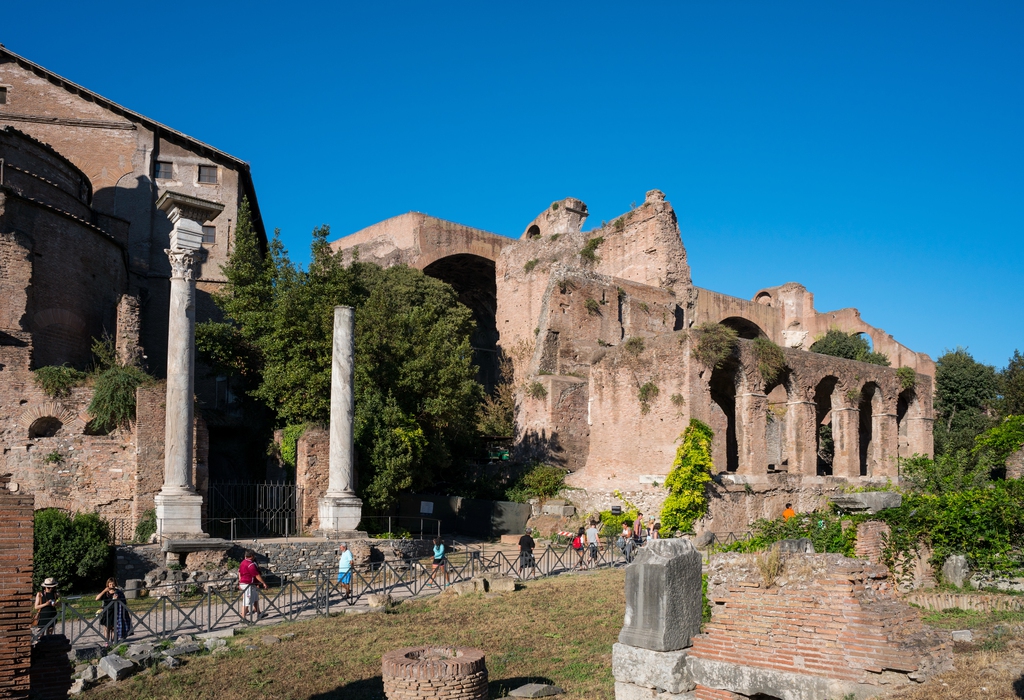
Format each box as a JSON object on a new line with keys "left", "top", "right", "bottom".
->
{"left": 809, "top": 328, "right": 890, "bottom": 366}
{"left": 660, "top": 419, "right": 716, "bottom": 533}
{"left": 999, "top": 349, "right": 1024, "bottom": 417}
{"left": 899, "top": 451, "right": 990, "bottom": 494}
{"left": 33, "top": 509, "right": 111, "bottom": 592}
{"left": 934, "top": 347, "right": 999, "bottom": 456}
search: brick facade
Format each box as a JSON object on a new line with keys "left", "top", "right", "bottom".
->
{"left": 296, "top": 428, "right": 330, "bottom": 532}
{"left": 381, "top": 647, "right": 487, "bottom": 700}
{"left": 854, "top": 520, "right": 890, "bottom": 565}
{"left": 27, "top": 636, "right": 71, "bottom": 700}
{"left": 0, "top": 473, "right": 34, "bottom": 699}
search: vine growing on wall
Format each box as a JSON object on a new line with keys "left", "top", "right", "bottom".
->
{"left": 659, "top": 419, "right": 716, "bottom": 533}
{"left": 691, "top": 322, "right": 738, "bottom": 369}
{"left": 897, "top": 366, "right": 917, "bottom": 390}
{"left": 751, "top": 337, "right": 786, "bottom": 385}
{"left": 33, "top": 365, "right": 87, "bottom": 399}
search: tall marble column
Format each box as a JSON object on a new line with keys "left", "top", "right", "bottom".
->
{"left": 318, "top": 306, "right": 364, "bottom": 534}
{"left": 154, "top": 192, "right": 223, "bottom": 539}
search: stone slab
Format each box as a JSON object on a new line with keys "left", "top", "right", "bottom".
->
{"left": 687, "top": 656, "right": 880, "bottom": 700}
{"left": 487, "top": 576, "right": 516, "bottom": 593}
{"left": 618, "top": 539, "right": 702, "bottom": 652}
{"left": 72, "top": 645, "right": 104, "bottom": 661}
{"left": 196, "top": 628, "right": 236, "bottom": 639}
{"left": 614, "top": 681, "right": 695, "bottom": 700}
{"left": 160, "top": 656, "right": 180, "bottom": 669}
{"left": 80, "top": 665, "right": 99, "bottom": 683}
{"left": 163, "top": 642, "right": 201, "bottom": 657}
{"left": 942, "top": 555, "right": 970, "bottom": 588}
{"left": 831, "top": 492, "right": 902, "bottom": 514}
{"left": 162, "top": 538, "right": 230, "bottom": 553}
{"left": 99, "top": 653, "right": 135, "bottom": 681}
{"left": 612, "top": 643, "right": 694, "bottom": 694}
{"left": 509, "top": 682, "right": 564, "bottom": 697}
{"left": 951, "top": 630, "right": 973, "bottom": 642}
{"left": 69, "top": 679, "right": 86, "bottom": 695}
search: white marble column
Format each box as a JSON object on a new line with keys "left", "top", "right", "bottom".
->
{"left": 154, "top": 192, "right": 223, "bottom": 539}
{"left": 318, "top": 306, "right": 364, "bottom": 533}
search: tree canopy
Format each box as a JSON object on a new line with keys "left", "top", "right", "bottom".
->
{"left": 808, "top": 328, "right": 890, "bottom": 366}
{"left": 933, "top": 347, "right": 999, "bottom": 456}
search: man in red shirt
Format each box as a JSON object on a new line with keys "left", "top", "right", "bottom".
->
{"left": 238, "top": 550, "right": 268, "bottom": 621}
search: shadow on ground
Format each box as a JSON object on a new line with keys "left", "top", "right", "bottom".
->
{"left": 489, "top": 676, "right": 557, "bottom": 698}
{"left": 307, "top": 675, "right": 558, "bottom": 699}
{"left": 1013, "top": 674, "right": 1024, "bottom": 698}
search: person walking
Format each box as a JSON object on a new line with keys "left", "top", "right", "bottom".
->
{"left": 337, "top": 543, "right": 354, "bottom": 600}
{"left": 95, "top": 578, "right": 131, "bottom": 646}
{"left": 238, "top": 550, "right": 268, "bottom": 622}
{"left": 633, "top": 512, "right": 645, "bottom": 542}
{"left": 572, "top": 527, "right": 587, "bottom": 571}
{"left": 429, "top": 537, "right": 448, "bottom": 589}
{"left": 649, "top": 522, "right": 661, "bottom": 541}
{"left": 585, "top": 520, "right": 602, "bottom": 570}
{"left": 33, "top": 578, "right": 60, "bottom": 635}
{"left": 518, "top": 528, "right": 536, "bottom": 579}
{"left": 783, "top": 503, "right": 796, "bottom": 521}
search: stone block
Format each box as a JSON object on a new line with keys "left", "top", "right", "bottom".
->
{"left": 618, "top": 539, "right": 702, "bottom": 652}
{"left": 124, "top": 579, "right": 143, "bottom": 599}
{"left": 197, "top": 628, "right": 236, "bottom": 639}
{"left": 942, "top": 555, "right": 970, "bottom": 588}
{"left": 367, "top": 593, "right": 395, "bottom": 608}
{"left": 160, "top": 656, "right": 180, "bottom": 669}
{"left": 614, "top": 681, "right": 696, "bottom": 699}
{"left": 951, "top": 630, "right": 973, "bottom": 642}
{"left": 261, "top": 635, "right": 280, "bottom": 645}
{"left": 509, "top": 682, "right": 565, "bottom": 697}
{"left": 80, "top": 665, "right": 99, "bottom": 683}
{"left": 487, "top": 576, "right": 516, "bottom": 593}
{"left": 831, "top": 492, "right": 902, "bottom": 514}
{"left": 163, "top": 643, "right": 201, "bottom": 657}
{"left": 69, "top": 678, "right": 86, "bottom": 695}
{"left": 73, "top": 645, "right": 104, "bottom": 661}
{"left": 205, "top": 638, "right": 227, "bottom": 651}
{"left": 694, "top": 532, "right": 715, "bottom": 548}
{"left": 774, "top": 538, "right": 814, "bottom": 554}
{"left": 99, "top": 653, "right": 135, "bottom": 681}
{"left": 612, "top": 643, "right": 694, "bottom": 694}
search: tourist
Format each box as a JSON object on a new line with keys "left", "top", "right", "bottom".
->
{"left": 650, "top": 522, "right": 661, "bottom": 541}
{"left": 572, "top": 527, "right": 587, "bottom": 571}
{"left": 783, "top": 503, "right": 796, "bottom": 521}
{"left": 337, "top": 543, "right": 353, "bottom": 600}
{"left": 429, "top": 537, "right": 448, "bottom": 588}
{"left": 618, "top": 522, "right": 636, "bottom": 562}
{"left": 518, "top": 528, "right": 536, "bottom": 579}
{"left": 33, "top": 577, "right": 60, "bottom": 635}
{"left": 95, "top": 578, "right": 131, "bottom": 646}
{"left": 238, "top": 550, "right": 268, "bottom": 621}
{"left": 585, "top": 519, "right": 602, "bottom": 569}
{"left": 633, "top": 512, "right": 645, "bottom": 542}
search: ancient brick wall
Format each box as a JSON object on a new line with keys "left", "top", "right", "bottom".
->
{"left": 691, "top": 553, "right": 951, "bottom": 694}
{"left": 27, "top": 636, "right": 71, "bottom": 700}
{"left": 855, "top": 520, "right": 891, "bottom": 565}
{"left": 296, "top": 428, "right": 330, "bottom": 532}
{"left": 0, "top": 473, "right": 34, "bottom": 698}
{"left": 382, "top": 646, "right": 487, "bottom": 700}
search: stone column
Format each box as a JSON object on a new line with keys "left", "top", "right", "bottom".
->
{"left": 786, "top": 400, "right": 818, "bottom": 476}
{"left": 736, "top": 391, "right": 768, "bottom": 475}
{"left": 874, "top": 406, "right": 898, "bottom": 479}
{"left": 154, "top": 192, "right": 223, "bottom": 539}
{"left": 318, "top": 306, "right": 364, "bottom": 534}
{"left": 831, "top": 407, "right": 861, "bottom": 479}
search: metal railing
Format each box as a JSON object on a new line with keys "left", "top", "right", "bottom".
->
{"left": 32, "top": 537, "right": 637, "bottom": 649}
{"left": 357, "top": 516, "right": 442, "bottom": 540}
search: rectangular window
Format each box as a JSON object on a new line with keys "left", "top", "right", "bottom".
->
{"left": 0, "top": 87, "right": 7, "bottom": 105}
{"left": 154, "top": 161, "right": 173, "bottom": 179}
{"left": 198, "top": 165, "right": 218, "bottom": 184}
{"left": 202, "top": 225, "right": 216, "bottom": 244}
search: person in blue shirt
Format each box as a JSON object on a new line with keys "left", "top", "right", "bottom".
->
{"left": 337, "top": 543, "right": 354, "bottom": 599}
{"left": 429, "top": 537, "right": 448, "bottom": 589}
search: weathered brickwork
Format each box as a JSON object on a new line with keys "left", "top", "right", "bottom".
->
{"left": 854, "top": 520, "right": 890, "bottom": 565}
{"left": 27, "top": 635, "right": 72, "bottom": 700}
{"left": 0, "top": 474, "right": 33, "bottom": 698}
{"left": 382, "top": 646, "right": 487, "bottom": 700}
{"left": 691, "top": 553, "right": 952, "bottom": 694}
{"left": 296, "top": 428, "right": 330, "bottom": 532}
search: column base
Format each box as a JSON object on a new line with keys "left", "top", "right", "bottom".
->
{"left": 318, "top": 493, "right": 363, "bottom": 532}
{"left": 155, "top": 490, "right": 206, "bottom": 539}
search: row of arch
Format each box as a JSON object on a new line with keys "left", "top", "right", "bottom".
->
{"left": 706, "top": 356, "right": 928, "bottom": 478}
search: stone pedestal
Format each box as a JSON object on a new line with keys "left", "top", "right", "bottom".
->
{"left": 318, "top": 495, "right": 363, "bottom": 534}
{"left": 619, "top": 538, "right": 702, "bottom": 652}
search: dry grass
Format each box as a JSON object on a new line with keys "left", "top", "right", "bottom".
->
{"left": 86, "top": 568, "right": 626, "bottom": 700}
{"left": 882, "top": 646, "right": 1024, "bottom": 699}
{"left": 755, "top": 548, "right": 784, "bottom": 588}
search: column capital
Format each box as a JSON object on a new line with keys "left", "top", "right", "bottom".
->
{"left": 157, "top": 191, "right": 224, "bottom": 252}
{"left": 165, "top": 249, "right": 198, "bottom": 281}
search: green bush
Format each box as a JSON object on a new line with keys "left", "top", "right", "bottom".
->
{"left": 638, "top": 382, "right": 659, "bottom": 414}
{"left": 897, "top": 366, "right": 917, "bottom": 390}
{"left": 505, "top": 463, "right": 566, "bottom": 503}
{"left": 597, "top": 509, "right": 638, "bottom": 538}
{"left": 579, "top": 236, "right": 604, "bottom": 264}
{"left": 33, "top": 364, "right": 87, "bottom": 399}
{"left": 624, "top": 337, "right": 645, "bottom": 356}
{"left": 691, "top": 322, "right": 738, "bottom": 369}
{"left": 752, "top": 338, "right": 786, "bottom": 385}
{"left": 527, "top": 382, "right": 547, "bottom": 399}
{"left": 809, "top": 328, "right": 890, "bottom": 366}
{"left": 717, "top": 510, "right": 859, "bottom": 557}
{"left": 899, "top": 451, "right": 990, "bottom": 494}
{"left": 660, "top": 420, "right": 715, "bottom": 533}
{"left": 280, "top": 423, "right": 308, "bottom": 471}
{"left": 585, "top": 298, "right": 600, "bottom": 315}
{"left": 87, "top": 364, "right": 151, "bottom": 433}
{"left": 34, "top": 509, "right": 112, "bottom": 593}
{"left": 524, "top": 259, "right": 539, "bottom": 273}
{"left": 974, "top": 415, "right": 1024, "bottom": 470}
{"left": 134, "top": 509, "right": 157, "bottom": 543}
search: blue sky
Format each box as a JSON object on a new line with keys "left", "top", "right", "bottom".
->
{"left": 4, "top": 1, "right": 1021, "bottom": 367}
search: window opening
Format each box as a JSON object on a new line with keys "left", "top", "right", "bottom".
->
{"left": 198, "top": 165, "right": 218, "bottom": 184}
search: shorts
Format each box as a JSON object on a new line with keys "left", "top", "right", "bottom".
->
{"left": 589, "top": 543, "right": 598, "bottom": 560}
{"left": 433, "top": 558, "right": 446, "bottom": 567}
{"left": 240, "top": 583, "right": 259, "bottom": 607}
{"left": 337, "top": 571, "right": 352, "bottom": 585}
{"left": 519, "top": 552, "right": 535, "bottom": 569}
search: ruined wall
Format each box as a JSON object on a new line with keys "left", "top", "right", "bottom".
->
{"left": 689, "top": 553, "right": 952, "bottom": 698}
{"left": 0, "top": 474, "right": 33, "bottom": 698}
{"left": 295, "top": 428, "right": 330, "bottom": 533}
{"left": 1007, "top": 447, "right": 1024, "bottom": 480}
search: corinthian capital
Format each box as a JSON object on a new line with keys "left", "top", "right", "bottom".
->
{"left": 166, "top": 249, "right": 197, "bottom": 281}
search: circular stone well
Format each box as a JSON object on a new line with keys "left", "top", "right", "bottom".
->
{"left": 382, "top": 646, "right": 487, "bottom": 700}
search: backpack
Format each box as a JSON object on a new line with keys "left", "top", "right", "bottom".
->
{"left": 572, "top": 535, "right": 582, "bottom": 550}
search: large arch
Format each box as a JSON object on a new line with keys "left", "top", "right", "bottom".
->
{"left": 422, "top": 254, "right": 499, "bottom": 393}
{"left": 858, "top": 382, "right": 883, "bottom": 476}
{"left": 813, "top": 376, "right": 839, "bottom": 476}
{"left": 720, "top": 316, "right": 767, "bottom": 340}
{"left": 709, "top": 356, "right": 741, "bottom": 472}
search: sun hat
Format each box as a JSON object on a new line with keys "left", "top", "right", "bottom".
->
{"left": 42, "top": 577, "right": 58, "bottom": 588}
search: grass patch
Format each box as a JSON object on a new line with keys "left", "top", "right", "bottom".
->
{"left": 89, "top": 568, "right": 626, "bottom": 700}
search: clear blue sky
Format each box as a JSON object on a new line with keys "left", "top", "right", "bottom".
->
{"left": 5, "top": 2, "right": 1021, "bottom": 368}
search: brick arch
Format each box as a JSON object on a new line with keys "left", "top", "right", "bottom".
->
{"left": 32, "top": 308, "right": 86, "bottom": 333}
{"left": 18, "top": 401, "right": 86, "bottom": 437}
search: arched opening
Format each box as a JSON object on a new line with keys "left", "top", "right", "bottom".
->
{"left": 526, "top": 225, "right": 541, "bottom": 239}
{"left": 765, "top": 369, "right": 791, "bottom": 471}
{"left": 720, "top": 316, "right": 766, "bottom": 340}
{"left": 814, "top": 376, "right": 838, "bottom": 475}
{"left": 28, "top": 416, "right": 63, "bottom": 438}
{"left": 710, "top": 357, "right": 740, "bottom": 472}
{"left": 896, "top": 387, "right": 915, "bottom": 459}
{"left": 858, "top": 383, "right": 880, "bottom": 477}
{"left": 754, "top": 292, "right": 773, "bottom": 306}
{"left": 422, "top": 254, "right": 499, "bottom": 393}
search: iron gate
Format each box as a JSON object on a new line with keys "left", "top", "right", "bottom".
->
{"left": 206, "top": 482, "right": 302, "bottom": 539}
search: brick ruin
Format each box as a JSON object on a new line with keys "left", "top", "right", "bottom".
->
{"left": 612, "top": 540, "right": 952, "bottom": 700}
{"left": 0, "top": 473, "right": 34, "bottom": 697}
{"left": 331, "top": 189, "right": 936, "bottom": 534}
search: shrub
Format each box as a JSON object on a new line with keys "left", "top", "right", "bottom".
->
{"left": 809, "top": 328, "right": 890, "bottom": 366}
{"left": 598, "top": 508, "right": 638, "bottom": 538}
{"left": 87, "top": 364, "right": 151, "bottom": 433}
{"left": 579, "top": 236, "right": 604, "bottom": 264}
{"left": 613, "top": 218, "right": 625, "bottom": 232}
{"left": 717, "top": 510, "right": 858, "bottom": 557}
{"left": 752, "top": 337, "right": 786, "bottom": 385}
{"left": 897, "top": 366, "right": 917, "bottom": 390}
{"left": 524, "top": 259, "right": 539, "bottom": 273}
{"left": 33, "top": 365, "right": 87, "bottom": 399}
{"left": 623, "top": 337, "right": 645, "bottom": 356}
{"left": 638, "top": 382, "right": 659, "bottom": 414}
{"left": 551, "top": 202, "right": 559, "bottom": 211}
{"left": 597, "top": 339, "right": 610, "bottom": 347}
{"left": 756, "top": 548, "right": 784, "bottom": 588}
{"left": 638, "top": 301, "right": 650, "bottom": 313}
{"left": 671, "top": 393, "right": 685, "bottom": 407}
{"left": 660, "top": 420, "right": 715, "bottom": 533}
{"left": 134, "top": 509, "right": 157, "bottom": 543}
{"left": 974, "top": 415, "right": 1024, "bottom": 470}
{"left": 617, "top": 287, "right": 627, "bottom": 303}
{"left": 549, "top": 234, "right": 560, "bottom": 241}
{"left": 280, "top": 423, "right": 308, "bottom": 470}
{"left": 520, "top": 463, "right": 566, "bottom": 500}
{"left": 899, "top": 451, "right": 990, "bottom": 494}
{"left": 691, "top": 322, "right": 738, "bottom": 369}
{"left": 528, "top": 382, "right": 547, "bottom": 399}
{"left": 43, "top": 451, "right": 63, "bottom": 464}
{"left": 585, "top": 298, "right": 600, "bottom": 315}
{"left": 34, "top": 509, "right": 112, "bottom": 593}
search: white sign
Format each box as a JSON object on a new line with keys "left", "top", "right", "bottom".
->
{"left": 420, "top": 501, "right": 434, "bottom": 514}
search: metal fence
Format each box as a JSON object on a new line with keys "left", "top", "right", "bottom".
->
{"left": 207, "top": 482, "right": 303, "bottom": 539}
{"left": 32, "top": 537, "right": 637, "bottom": 649}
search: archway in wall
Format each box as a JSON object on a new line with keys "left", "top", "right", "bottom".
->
{"left": 814, "top": 376, "right": 838, "bottom": 476}
{"left": 422, "top": 254, "right": 499, "bottom": 393}
{"left": 720, "top": 316, "right": 766, "bottom": 340}
{"left": 896, "top": 387, "right": 915, "bottom": 459}
{"left": 764, "top": 370, "right": 792, "bottom": 471}
{"left": 858, "top": 383, "right": 880, "bottom": 477}
{"left": 710, "top": 357, "right": 740, "bottom": 472}
{"left": 28, "top": 416, "right": 63, "bottom": 438}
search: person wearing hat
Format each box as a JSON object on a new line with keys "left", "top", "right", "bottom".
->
{"left": 34, "top": 578, "right": 60, "bottom": 634}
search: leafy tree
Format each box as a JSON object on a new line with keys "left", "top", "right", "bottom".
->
{"left": 999, "top": 349, "right": 1024, "bottom": 417}
{"left": 476, "top": 353, "right": 515, "bottom": 437}
{"left": 34, "top": 509, "right": 111, "bottom": 592}
{"left": 974, "top": 415, "right": 1024, "bottom": 474}
{"left": 660, "top": 419, "right": 716, "bottom": 533}
{"left": 809, "top": 329, "right": 890, "bottom": 366}
{"left": 934, "top": 347, "right": 999, "bottom": 456}
{"left": 899, "top": 451, "right": 990, "bottom": 494}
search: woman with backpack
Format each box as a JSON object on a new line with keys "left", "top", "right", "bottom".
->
{"left": 572, "top": 527, "right": 587, "bottom": 571}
